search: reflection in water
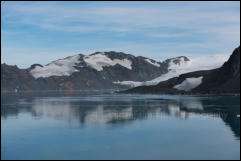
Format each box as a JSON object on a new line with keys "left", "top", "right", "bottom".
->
{"left": 1, "top": 91, "right": 240, "bottom": 139}
{"left": 166, "top": 101, "right": 189, "bottom": 119}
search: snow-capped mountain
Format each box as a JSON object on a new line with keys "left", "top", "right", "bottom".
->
{"left": 1, "top": 50, "right": 233, "bottom": 92}
{"left": 2, "top": 51, "right": 169, "bottom": 91}
{"left": 121, "top": 46, "right": 240, "bottom": 94}
{"left": 29, "top": 52, "right": 166, "bottom": 80}
{"left": 114, "top": 54, "right": 230, "bottom": 87}
{"left": 30, "top": 54, "right": 81, "bottom": 78}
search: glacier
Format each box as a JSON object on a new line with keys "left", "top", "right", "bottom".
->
{"left": 114, "top": 53, "right": 230, "bottom": 87}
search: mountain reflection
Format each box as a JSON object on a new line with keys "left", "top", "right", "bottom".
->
{"left": 1, "top": 92, "right": 240, "bottom": 138}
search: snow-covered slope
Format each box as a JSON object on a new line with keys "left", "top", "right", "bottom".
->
{"left": 173, "top": 76, "right": 203, "bottom": 92}
{"left": 29, "top": 51, "right": 230, "bottom": 89}
{"left": 121, "top": 46, "right": 240, "bottom": 94}
{"left": 144, "top": 59, "right": 160, "bottom": 67}
{"left": 30, "top": 55, "right": 81, "bottom": 78}
{"left": 114, "top": 54, "right": 230, "bottom": 87}
{"left": 30, "top": 52, "right": 133, "bottom": 78}
{"left": 83, "top": 52, "right": 132, "bottom": 71}
{"left": 29, "top": 51, "right": 163, "bottom": 80}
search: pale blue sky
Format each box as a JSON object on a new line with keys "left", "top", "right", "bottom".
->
{"left": 1, "top": 1, "right": 240, "bottom": 68}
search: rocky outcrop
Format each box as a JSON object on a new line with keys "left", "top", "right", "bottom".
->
{"left": 1, "top": 64, "right": 40, "bottom": 91}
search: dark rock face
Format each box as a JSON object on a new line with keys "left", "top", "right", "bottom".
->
{"left": 193, "top": 46, "right": 240, "bottom": 93}
{"left": 100, "top": 56, "right": 167, "bottom": 82}
{"left": 1, "top": 64, "right": 43, "bottom": 91}
{"left": 1, "top": 51, "right": 178, "bottom": 91}
{"left": 85, "top": 52, "right": 168, "bottom": 82}
{"left": 164, "top": 56, "right": 190, "bottom": 66}
{"left": 29, "top": 64, "right": 43, "bottom": 70}
{"left": 122, "top": 46, "right": 240, "bottom": 94}
{"left": 1, "top": 63, "right": 121, "bottom": 91}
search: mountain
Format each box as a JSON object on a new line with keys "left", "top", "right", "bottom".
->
{"left": 1, "top": 49, "right": 234, "bottom": 92}
{"left": 2, "top": 51, "right": 173, "bottom": 91}
{"left": 1, "top": 64, "right": 38, "bottom": 91}
{"left": 29, "top": 51, "right": 168, "bottom": 81}
{"left": 121, "top": 46, "right": 240, "bottom": 94}
{"left": 114, "top": 53, "right": 230, "bottom": 87}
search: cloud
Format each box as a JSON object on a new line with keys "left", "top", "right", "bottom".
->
{"left": 147, "top": 33, "right": 187, "bottom": 38}
{"left": 1, "top": 1, "right": 240, "bottom": 67}
{"left": 2, "top": 2, "right": 240, "bottom": 33}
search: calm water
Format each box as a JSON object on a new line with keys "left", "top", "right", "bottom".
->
{"left": 1, "top": 91, "right": 240, "bottom": 160}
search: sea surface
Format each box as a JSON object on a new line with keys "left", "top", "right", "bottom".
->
{"left": 1, "top": 91, "right": 240, "bottom": 160}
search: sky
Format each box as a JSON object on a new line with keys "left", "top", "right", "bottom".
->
{"left": 1, "top": 1, "right": 240, "bottom": 68}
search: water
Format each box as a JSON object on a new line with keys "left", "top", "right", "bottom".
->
{"left": 1, "top": 91, "right": 240, "bottom": 160}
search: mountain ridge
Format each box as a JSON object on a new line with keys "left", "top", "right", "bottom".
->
{"left": 120, "top": 46, "right": 240, "bottom": 94}
{"left": 1, "top": 51, "right": 174, "bottom": 91}
{"left": 1, "top": 49, "right": 234, "bottom": 92}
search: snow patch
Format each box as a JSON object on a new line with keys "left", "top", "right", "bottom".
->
{"left": 30, "top": 55, "right": 80, "bottom": 78}
{"left": 113, "top": 81, "right": 143, "bottom": 87}
{"left": 173, "top": 76, "right": 203, "bottom": 92}
{"left": 83, "top": 53, "right": 132, "bottom": 71}
{"left": 145, "top": 59, "right": 160, "bottom": 67}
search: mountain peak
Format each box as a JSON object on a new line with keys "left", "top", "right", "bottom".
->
{"left": 219, "top": 46, "right": 240, "bottom": 78}
{"left": 30, "top": 64, "right": 43, "bottom": 70}
{"left": 90, "top": 51, "right": 128, "bottom": 56}
{"left": 164, "top": 56, "right": 190, "bottom": 68}
{"left": 166, "top": 56, "right": 190, "bottom": 63}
